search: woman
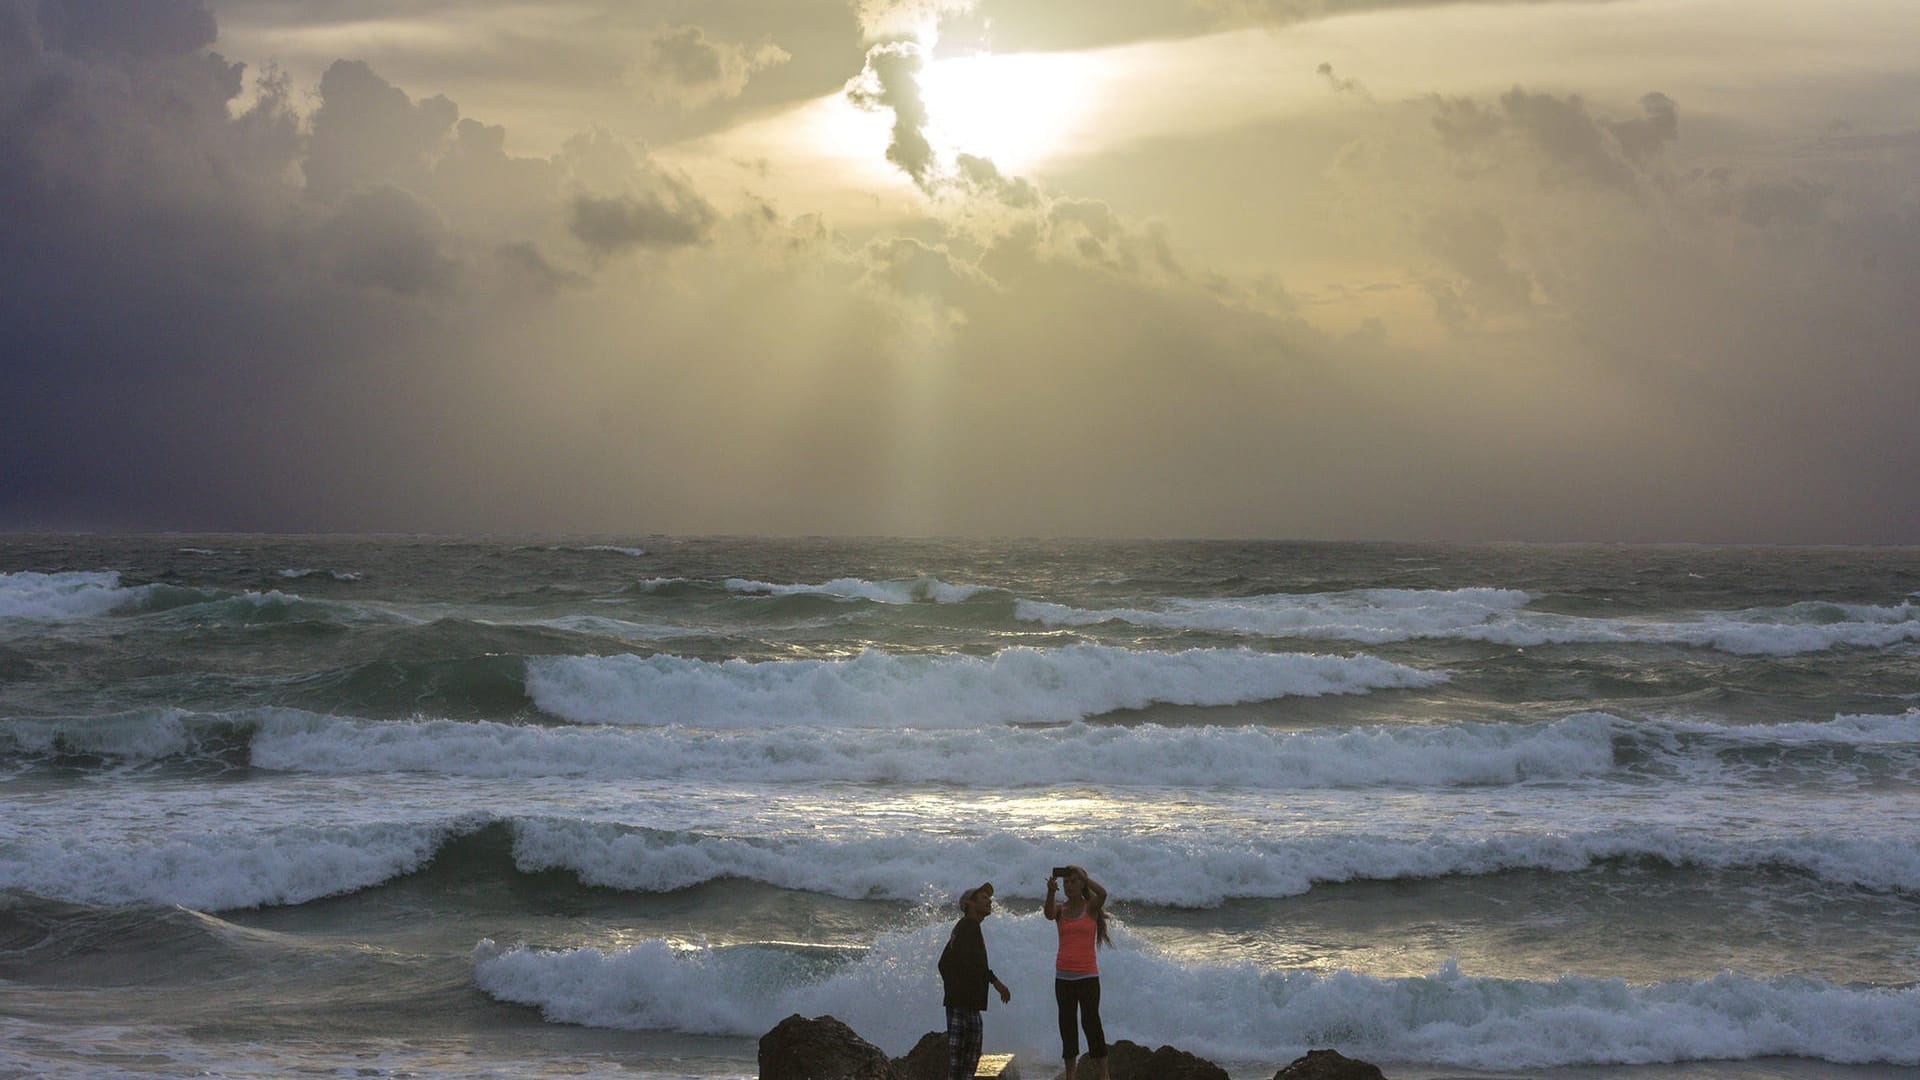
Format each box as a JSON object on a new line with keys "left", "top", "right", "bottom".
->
{"left": 1045, "top": 864, "right": 1111, "bottom": 1080}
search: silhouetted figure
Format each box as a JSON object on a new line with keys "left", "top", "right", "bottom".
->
{"left": 940, "top": 882, "right": 1012, "bottom": 1080}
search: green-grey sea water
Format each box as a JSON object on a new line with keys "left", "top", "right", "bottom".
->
{"left": 3, "top": 535, "right": 1918, "bottom": 1079}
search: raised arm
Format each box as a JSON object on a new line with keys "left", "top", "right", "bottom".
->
{"left": 1044, "top": 873, "right": 1060, "bottom": 920}
{"left": 1079, "top": 869, "right": 1107, "bottom": 914}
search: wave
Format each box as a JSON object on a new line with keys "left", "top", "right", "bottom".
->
{"left": 500, "top": 819, "right": 1920, "bottom": 905}
{"left": 0, "top": 817, "right": 473, "bottom": 911}
{"left": 0, "top": 708, "right": 260, "bottom": 765}
{"left": 276, "top": 568, "right": 363, "bottom": 582}
{"left": 6, "top": 810, "right": 1916, "bottom": 913}
{"left": 487, "top": 614, "right": 685, "bottom": 640}
{"left": 247, "top": 713, "right": 1615, "bottom": 787}
{"left": 0, "top": 571, "right": 414, "bottom": 630}
{"left": 520, "top": 543, "right": 650, "bottom": 557}
{"left": 522, "top": 645, "right": 1446, "bottom": 728}
{"left": 0, "top": 892, "right": 287, "bottom": 983}
{"left": 724, "top": 575, "right": 997, "bottom": 604}
{"left": 144, "top": 588, "right": 413, "bottom": 628}
{"left": 219, "top": 707, "right": 1920, "bottom": 790}
{"left": 1017, "top": 588, "right": 1920, "bottom": 655}
{"left": 0, "top": 570, "right": 144, "bottom": 620}
{"left": 471, "top": 918, "right": 1920, "bottom": 1069}
{"left": 13, "top": 708, "right": 1917, "bottom": 792}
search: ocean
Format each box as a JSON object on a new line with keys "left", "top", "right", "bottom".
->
{"left": 1, "top": 535, "right": 1917, "bottom": 1080}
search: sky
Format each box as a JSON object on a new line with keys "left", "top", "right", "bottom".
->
{"left": 2, "top": 0, "right": 1916, "bottom": 541}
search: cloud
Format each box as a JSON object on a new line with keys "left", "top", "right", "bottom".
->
{"left": 629, "top": 24, "right": 791, "bottom": 108}
{"left": 845, "top": 39, "right": 937, "bottom": 189}
{"left": 1196, "top": 0, "right": 1620, "bottom": 28}
{"left": 1431, "top": 87, "right": 1679, "bottom": 194}
{"left": 1317, "top": 61, "right": 1372, "bottom": 101}
{"left": 305, "top": 59, "right": 459, "bottom": 199}
{"left": 311, "top": 185, "right": 458, "bottom": 295}
{"left": 29, "top": 0, "right": 216, "bottom": 57}
{"left": 954, "top": 154, "right": 1040, "bottom": 208}
{"left": 1420, "top": 208, "right": 1534, "bottom": 329}
{"left": 2, "top": 1, "right": 1915, "bottom": 541}
{"left": 568, "top": 189, "right": 715, "bottom": 255}
{"left": 851, "top": 0, "right": 975, "bottom": 41}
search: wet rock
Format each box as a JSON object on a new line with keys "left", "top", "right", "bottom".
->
{"left": 892, "top": 1031, "right": 947, "bottom": 1080}
{"left": 894, "top": 1032, "right": 1020, "bottom": 1079}
{"left": 1272, "top": 1048, "right": 1388, "bottom": 1080}
{"left": 759, "top": 1014, "right": 899, "bottom": 1080}
{"left": 1070, "top": 1039, "right": 1228, "bottom": 1080}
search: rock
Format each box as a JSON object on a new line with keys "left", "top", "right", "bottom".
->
{"left": 1069, "top": 1039, "right": 1228, "bottom": 1080}
{"left": 759, "top": 1014, "right": 900, "bottom": 1080}
{"left": 893, "top": 1033, "right": 1020, "bottom": 1080}
{"left": 1272, "top": 1048, "right": 1388, "bottom": 1080}
{"left": 892, "top": 1031, "right": 947, "bottom": 1080}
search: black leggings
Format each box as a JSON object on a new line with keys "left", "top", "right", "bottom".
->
{"left": 1055, "top": 977, "right": 1106, "bottom": 1061}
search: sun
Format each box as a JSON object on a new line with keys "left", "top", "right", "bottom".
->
{"left": 917, "top": 50, "right": 1100, "bottom": 175}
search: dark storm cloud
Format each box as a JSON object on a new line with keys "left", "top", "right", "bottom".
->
{"left": 0, "top": 0, "right": 719, "bottom": 529}
{"left": 28, "top": 0, "right": 216, "bottom": 55}
{"left": 1433, "top": 87, "right": 1677, "bottom": 193}
{"left": 314, "top": 185, "right": 459, "bottom": 294}
{"left": 305, "top": 59, "right": 459, "bottom": 199}
{"left": 568, "top": 187, "right": 715, "bottom": 255}
{"left": 845, "top": 39, "right": 936, "bottom": 189}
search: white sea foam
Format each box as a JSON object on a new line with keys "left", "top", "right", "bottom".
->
{"left": 0, "top": 570, "right": 144, "bottom": 620}
{"left": 0, "top": 818, "right": 471, "bottom": 911}
{"left": 277, "top": 568, "right": 362, "bottom": 581}
{"left": 1017, "top": 589, "right": 1920, "bottom": 655}
{"left": 244, "top": 712, "right": 1610, "bottom": 788}
{"left": 522, "top": 645, "right": 1446, "bottom": 728}
{"left": 628, "top": 577, "right": 689, "bottom": 590}
{"left": 500, "top": 614, "right": 685, "bottom": 640}
{"left": 724, "top": 575, "right": 994, "bottom": 604}
{"left": 1, "top": 707, "right": 216, "bottom": 760}
{"left": 472, "top": 916, "right": 1920, "bottom": 1068}
{"left": 1661, "top": 708, "right": 1920, "bottom": 746}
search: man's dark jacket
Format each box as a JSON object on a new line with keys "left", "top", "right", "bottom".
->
{"left": 938, "top": 915, "right": 997, "bottom": 1010}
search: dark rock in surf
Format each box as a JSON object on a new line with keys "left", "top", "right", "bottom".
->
{"left": 892, "top": 1031, "right": 948, "bottom": 1080}
{"left": 1074, "top": 1039, "right": 1228, "bottom": 1080}
{"left": 1272, "top": 1048, "right": 1389, "bottom": 1080}
{"left": 759, "top": 1013, "right": 900, "bottom": 1080}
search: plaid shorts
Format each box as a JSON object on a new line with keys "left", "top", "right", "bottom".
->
{"left": 946, "top": 1006, "right": 983, "bottom": 1080}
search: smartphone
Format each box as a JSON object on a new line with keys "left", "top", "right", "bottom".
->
{"left": 1051, "top": 866, "right": 1072, "bottom": 878}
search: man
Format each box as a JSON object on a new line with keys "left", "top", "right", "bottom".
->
{"left": 938, "top": 882, "right": 1012, "bottom": 1080}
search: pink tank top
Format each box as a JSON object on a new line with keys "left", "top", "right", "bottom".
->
{"left": 1055, "top": 910, "right": 1098, "bottom": 976}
